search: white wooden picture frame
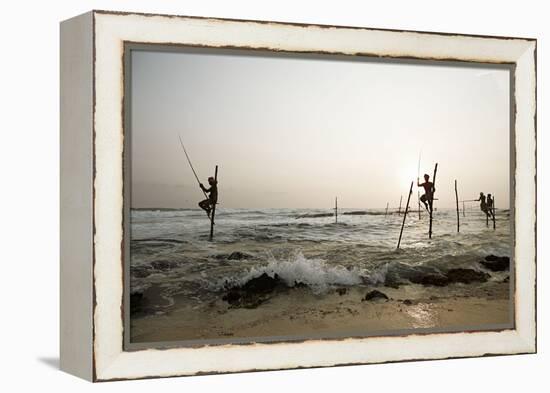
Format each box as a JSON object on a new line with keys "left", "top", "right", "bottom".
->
{"left": 60, "top": 10, "right": 536, "bottom": 381}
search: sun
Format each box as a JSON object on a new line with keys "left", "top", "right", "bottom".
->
{"left": 400, "top": 165, "right": 419, "bottom": 188}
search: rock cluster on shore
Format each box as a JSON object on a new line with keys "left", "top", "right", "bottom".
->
{"left": 131, "top": 253, "right": 512, "bottom": 313}
{"left": 479, "top": 255, "right": 510, "bottom": 271}
{"left": 217, "top": 254, "right": 512, "bottom": 308}
{"left": 384, "top": 255, "right": 510, "bottom": 289}
{"left": 222, "top": 273, "right": 286, "bottom": 308}
{"left": 408, "top": 268, "right": 490, "bottom": 287}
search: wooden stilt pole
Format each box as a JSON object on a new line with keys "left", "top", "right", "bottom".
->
{"left": 462, "top": 200, "right": 466, "bottom": 217}
{"left": 428, "top": 163, "right": 438, "bottom": 239}
{"left": 209, "top": 165, "right": 218, "bottom": 241}
{"left": 335, "top": 197, "right": 338, "bottom": 224}
{"left": 398, "top": 195, "right": 403, "bottom": 216}
{"left": 397, "top": 181, "right": 414, "bottom": 249}
{"left": 455, "top": 179, "right": 460, "bottom": 233}
{"left": 385, "top": 202, "right": 389, "bottom": 217}
{"left": 418, "top": 191, "right": 421, "bottom": 220}
{"left": 492, "top": 195, "right": 496, "bottom": 230}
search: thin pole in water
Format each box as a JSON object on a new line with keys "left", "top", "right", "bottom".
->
{"left": 398, "top": 195, "right": 403, "bottom": 216}
{"left": 428, "top": 163, "right": 438, "bottom": 239}
{"left": 209, "top": 165, "right": 218, "bottom": 241}
{"left": 385, "top": 202, "right": 389, "bottom": 217}
{"left": 335, "top": 197, "right": 338, "bottom": 224}
{"left": 418, "top": 191, "right": 421, "bottom": 220}
{"left": 397, "top": 181, "right": 414, "bottom": 249}
{"left": 492, "top": 195, "right": 496, "bottom": 230}
{"left": 455, "top": 179, "right": 460, "bottom": 233}
{"left": 463, "top": 200, "right": 466, "bottom": 217}
{"left": 417, "top": 149, "right": 422, "bottom": 221}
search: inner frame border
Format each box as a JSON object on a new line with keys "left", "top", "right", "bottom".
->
{"left": 122, "top": 42, "right": 517, "bottom": 352}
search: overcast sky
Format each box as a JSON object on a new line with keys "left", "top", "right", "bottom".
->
{"left": 130, "top": 48, "right": 510, "bottom": 209}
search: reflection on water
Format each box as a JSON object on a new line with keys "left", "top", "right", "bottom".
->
{"left": 406, "top": 303, "right": 438, "bottom": 328}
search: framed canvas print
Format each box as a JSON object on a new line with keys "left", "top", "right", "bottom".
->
{"left": 60, "top": 10, "right": 537, "bottom": 382}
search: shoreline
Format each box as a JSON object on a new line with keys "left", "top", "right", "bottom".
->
{"left": 130, "top": 279, "right": 511, "bottom": 344}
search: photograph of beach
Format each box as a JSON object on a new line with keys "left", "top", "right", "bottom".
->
{"left": 127, "top": 47, "right": 512, "bottom": 345}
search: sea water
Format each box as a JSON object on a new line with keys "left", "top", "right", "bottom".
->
{"left": 130, "top": 207, "right": 511, "bottom": 314}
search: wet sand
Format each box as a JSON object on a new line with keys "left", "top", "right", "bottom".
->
{"left": 130, "top": 280, "right": 511, "bottom": 344}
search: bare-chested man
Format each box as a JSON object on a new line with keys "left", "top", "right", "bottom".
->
{"left": 417, "top": 174, "right": 435, "bottom": 213}
{"left": 198, "top": 176, "right": 218, "bottom": 218}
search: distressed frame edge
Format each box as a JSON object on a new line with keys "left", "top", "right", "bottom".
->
{"left": 91, "top": 8, "right": 537, "bottom": 42}
{"left": 513, "top": 40, "right": 537, "bottom": 354}
{"left": 89, "top": 11, "right": 537, "bottom": 381}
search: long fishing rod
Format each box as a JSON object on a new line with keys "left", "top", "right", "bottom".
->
{"left": 417, "top": 149, "right": 422, "bottom": 179}
{"left": 178, "top": 134, "right": 208, "bottom": 200}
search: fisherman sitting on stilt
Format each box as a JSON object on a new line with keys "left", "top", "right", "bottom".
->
{"left": 475, "top": 192, "right": 491, "bottom": 218}
{"left": 417, "top": 174, "right": 435, "bottom": 213}
{"left": 198, "top": 176, "right": 218, "bottom": 218}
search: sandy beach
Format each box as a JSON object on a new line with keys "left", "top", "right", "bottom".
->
{"left": 130, "top": 277, "right": 511, "bottom": 343}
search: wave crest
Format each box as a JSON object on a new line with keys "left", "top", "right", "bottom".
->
{"left": 217, "top": 252, "right": 363, "bottom": 293}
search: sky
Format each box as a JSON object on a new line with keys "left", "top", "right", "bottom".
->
{"left": 130, "top": 48, "right": 510, "bottom": 209}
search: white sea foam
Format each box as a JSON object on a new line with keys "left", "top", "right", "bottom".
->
{"left": 219, "top": 252, "right": 363, "bottom": 293}
{"left": 366, "top": 263, "right": 389, "bottom": 285}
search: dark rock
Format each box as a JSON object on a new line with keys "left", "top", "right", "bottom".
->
{"left": 150, "top": 260, "right": 178, "bottom": 271}
{"left": 410, "top": 273, "right": 449, "bottom": 287}
{"left": 480, "top": 255, "right": 510, "bottom": 271}
{"left": 227, "top": 251, "right": 253, "bottom": 260}
{"left": 336, "top": 288, "right": 348, "bottom": 296}
{"left": 363, "top": 290, "right": 389, "bottom": 301}
{"left": 222, "top": 273, "right": 284, "bottom": 308}
{"left": 446, "top": 268, "right": 489, "bottom": 284}
{"left": 130, "top": 292, "right": 144, "bottom": 314}
{"left": 402, "top": 299, "right": 413, "bottom": 305}
{"left": 222, "top": 290, "right": 242, "bottom": 305}
{"left": 382, "top": 271, "right": 405, "bottom": 289}
{"left": 242, "top": 273, "right": 281, "bottom": 294}
{"left": 409, "top": 268, "right": 489, "bottom": 287}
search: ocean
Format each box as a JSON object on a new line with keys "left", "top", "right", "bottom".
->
{"left": 129, "top": 206, "right": 511, "bottom": 318}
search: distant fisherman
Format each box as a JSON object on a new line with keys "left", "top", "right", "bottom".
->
{"left": 417, "top": 174, "right": 435, "bottom": 213}
{"left": 198, "top": 176, "right": 218, "bottom": 218}
{"left": 476, "top": 192, "right": 491, "bottom": 217}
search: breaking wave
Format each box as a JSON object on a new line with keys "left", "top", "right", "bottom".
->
{"left": 214, "top": 252, "right": 364, "bottom": 294}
